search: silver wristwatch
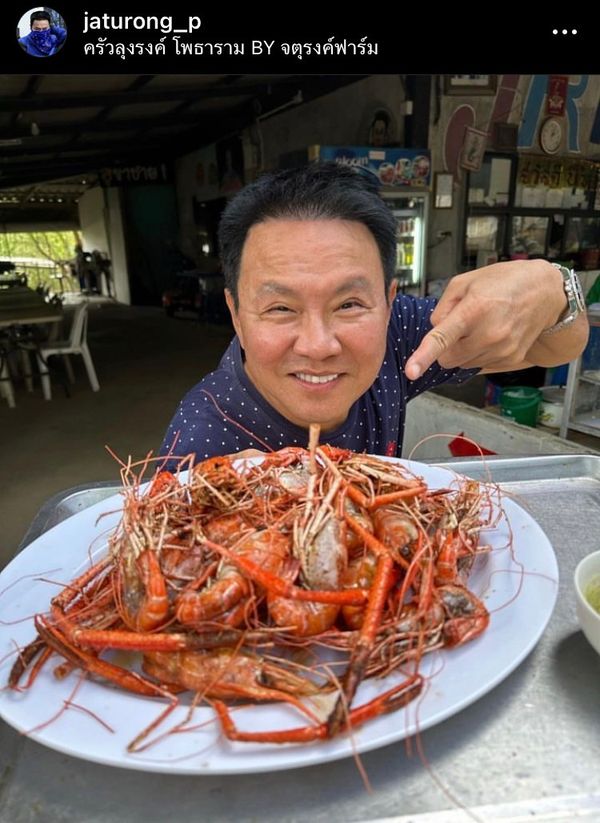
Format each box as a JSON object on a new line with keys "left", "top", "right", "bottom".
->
{"left": 540, "top": 263, "right": 585, "bottom": 336}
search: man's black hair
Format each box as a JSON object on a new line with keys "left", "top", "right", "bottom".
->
{"left": 30, "top": 11, "right": 51, "bottom": 26}
{"left": 218, "top": 162, "right": 397, "bottom": 306}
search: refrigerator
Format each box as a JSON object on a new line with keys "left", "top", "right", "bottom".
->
{"left": 381, "top": 190, "right": 429, "bottom": 296}
{"left": 311, "top": 146, "right": 431, "bottom": 296}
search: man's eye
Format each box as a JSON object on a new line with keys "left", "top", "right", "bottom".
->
{"left": 266, "top": 305, "right": 292, "bottom": 313}
{"left": 339, "top": 300, "right": 363, "bottom": 310}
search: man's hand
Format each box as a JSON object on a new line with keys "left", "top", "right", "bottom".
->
{"left": 404, "top": 259, "right": 589, "bottom": 379}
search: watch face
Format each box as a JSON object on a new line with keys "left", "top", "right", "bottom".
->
{"left": 540, "top": 118, "right": 563, "bottom": 155}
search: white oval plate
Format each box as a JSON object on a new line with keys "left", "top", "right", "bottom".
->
{"left": 0, "top": 459, "right": 558, "bottom": 774}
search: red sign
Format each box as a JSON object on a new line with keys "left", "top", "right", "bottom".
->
{"left": 546, "top": 75, "right": 568, "bottom": 116}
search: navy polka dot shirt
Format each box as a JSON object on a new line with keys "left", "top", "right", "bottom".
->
{"left": 159, "top": 294, "right": 477, "bottom": 462}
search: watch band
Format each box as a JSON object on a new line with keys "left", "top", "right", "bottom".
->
{"left": 540, "top": 263, "right": 585, "bottom": 336}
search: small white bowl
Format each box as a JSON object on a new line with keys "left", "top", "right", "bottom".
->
{"left": 538, "top": 386, "right": 565, "bottom": 429}
{"left": 574, "top": 550, "right": 600, "bottom": 656}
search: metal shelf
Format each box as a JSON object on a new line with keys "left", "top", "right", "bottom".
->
{"left": 566, "top": 418, "right": 600, "bottom": 436}
{"left": 561, "top": 313, "right": 600, "bottom": 438}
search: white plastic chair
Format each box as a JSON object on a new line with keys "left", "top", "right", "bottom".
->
{"left": 35, "top": 302, "right": 100, "bottom": 400}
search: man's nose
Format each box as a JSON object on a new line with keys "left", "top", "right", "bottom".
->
{"left": 292, "top": 314, "right": 342, "bottom": 359}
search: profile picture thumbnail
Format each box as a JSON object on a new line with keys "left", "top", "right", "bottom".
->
{"left": 17, "top": 7, "right": 67, "bottom": 57}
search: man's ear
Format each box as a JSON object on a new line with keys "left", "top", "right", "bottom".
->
{"left": 225, "top": 289, "right": 243, "bottom": 346}
{"left": 388, "top": 279, "right": 398, "bottom": 305}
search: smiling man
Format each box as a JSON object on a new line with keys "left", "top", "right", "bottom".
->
{"left": 160, "top": 163, "right": 588, "bottom": 461}
{"left": 228, "top": 219, "right": 391, "bottom": 434}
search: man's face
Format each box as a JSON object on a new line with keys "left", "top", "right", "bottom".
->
{"left": 31, "top": 19, "right": 50, "bottom": 30}
{"left": 226, "top": 218, "right": 395, "bottom": 432}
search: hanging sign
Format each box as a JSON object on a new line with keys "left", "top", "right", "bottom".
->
{"left": 99, "top": 163, "right": 172, "bottom": 186}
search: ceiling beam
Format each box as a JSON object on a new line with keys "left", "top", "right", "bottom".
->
{"left": 171, "top": 75, "right": 365, "bottom": 154}
{"left": 127, "top": 75, "right": 156, "bottom": 91}
{"left": 9, "top": 75, "right": 44, "bottom": 130}
{"left": 0, "top": 76, "right": 365, "bottom": 141}
{"left": 0, "top": 111, "right": 228, "bottom": 139}
{"left": 0, "top": 75, "right": 367, "bottom": 188}
{"left": 87, "top": 75, "right": 156, "bottom": 125}
{"left": 0, "top": 78, "right": 309, "bottom": 111}
{"left": 0, "top": 173, "right": 92, "bottom": 189}
{"left": 0, "top": 121, "right": 223, "bottom": 158}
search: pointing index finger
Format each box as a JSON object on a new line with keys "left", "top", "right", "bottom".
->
{"left": 405, "top": 312, "right": 468, "bottom": 380}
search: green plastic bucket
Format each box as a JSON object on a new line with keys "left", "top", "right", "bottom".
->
{"left": 500, "top": 386, "right": 541, "bottom": 427}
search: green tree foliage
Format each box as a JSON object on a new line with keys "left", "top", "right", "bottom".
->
{"left": 0, "top": 230, "right": 79, "bottom": 263}
{"left": 0, "top": 230, "right": 80, "bottom": 291}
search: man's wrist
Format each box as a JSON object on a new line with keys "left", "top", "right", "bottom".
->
{"left": 540, "top": 263, "right": 585, "bottom": 336}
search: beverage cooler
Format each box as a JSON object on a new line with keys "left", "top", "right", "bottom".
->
{"left": 381, "top": 191, "right": 428, "bottom": 296}
{"left": 310, "top": 146, "right": 431, "bottom": 296}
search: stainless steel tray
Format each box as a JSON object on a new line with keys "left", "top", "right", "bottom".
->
{"left": 2, "top": 455, "right": 600, "bottom": 823}
{"left": 18, "top": 481, "right": 119, "bottom": 550}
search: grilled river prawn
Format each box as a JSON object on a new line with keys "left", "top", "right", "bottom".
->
{"left": 9, "top": 429, "right": 492, "bottom": 747}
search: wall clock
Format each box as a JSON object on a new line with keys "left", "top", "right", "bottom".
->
{"left": 539, "top": 117, "right": 563, "bottom": 155}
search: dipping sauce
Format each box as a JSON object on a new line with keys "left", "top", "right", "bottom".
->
{"left": 585, "top": 573, "right": 600, "bottom": 613}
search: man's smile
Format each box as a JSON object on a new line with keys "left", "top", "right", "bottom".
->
{"left": 293, "top": 372, "right": 341, "bottom": 386}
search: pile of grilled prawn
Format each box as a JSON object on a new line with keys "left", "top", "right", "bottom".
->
{"left": 10, "top": 435, "right": 493, "bottom": 746}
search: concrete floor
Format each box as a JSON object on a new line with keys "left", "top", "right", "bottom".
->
{"left": 0, "top": 303, "right": 234, "bottom": 567}
{"left": 1, "top": 302, "right": 597, "bottom": 569}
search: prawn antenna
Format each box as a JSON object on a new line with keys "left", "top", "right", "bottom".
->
{"left": 200, "top": 389, "right": 274, "bottom": 452}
